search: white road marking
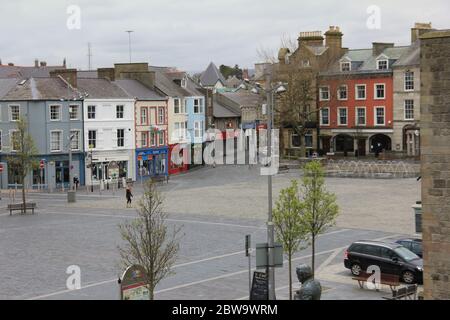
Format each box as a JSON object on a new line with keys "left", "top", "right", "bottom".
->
{"left": 39, "top": 210, "right": 267, "bottom": 230}
{"left": 26, "top": 229, "right": 352, "bottom": 300}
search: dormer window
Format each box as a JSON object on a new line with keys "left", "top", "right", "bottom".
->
{"left": 181, "top": 77, "right": 187, "bottom": 88}
{"left": 377, "top": 59, "right": 389, "bottom": 70}
{"left": 340, "top": 62, "right": 351, "bottom": 72}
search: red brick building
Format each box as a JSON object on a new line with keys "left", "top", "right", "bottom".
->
{"left": 318, "top": 43, "right": 409, "bottom": 156}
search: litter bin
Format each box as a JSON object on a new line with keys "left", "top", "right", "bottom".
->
{"left": 67, "top": 190, "right": 76, "bottom": 203}
{"left": 413, "top": 201, "right": 422, "bottom": 233}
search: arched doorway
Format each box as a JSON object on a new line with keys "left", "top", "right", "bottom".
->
{"left": 370, "top": 134, "right": 391, "bottom": 154}
{"left": 403, "top": 125, "right": 420, "bottom": 156}
{"left": 334, "top": 134, "right": 354, "bottom": 153}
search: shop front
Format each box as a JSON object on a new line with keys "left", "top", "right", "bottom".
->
{"left": 85, "top": 150, "right": 135, "bottom": 186}
{"left": 1, "top": 153, "right": 85, "bottom": 190}
{"left": 136, "top": 147, "right": 169, "bottom": 179}
{"left": 169, "top": 144, "right": 189, "bottom": 175}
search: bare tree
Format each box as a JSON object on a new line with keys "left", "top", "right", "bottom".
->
{"left": 118, "top": 180, "right": 183, "bottom": 300}
{"left": 7, "top": 117, "right": 38, "bottom": 212}
{"left": 275, "top": 67, "right": 317, "bottom": 158}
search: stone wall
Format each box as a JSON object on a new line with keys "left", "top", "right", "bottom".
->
{"left": 420, "top": 30, "right": 450, "bottom": 299}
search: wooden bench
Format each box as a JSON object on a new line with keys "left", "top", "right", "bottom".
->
{"left": 383, "top": 284, "right": 418, "bottom": 300}
{"left": 353, "top": 272, "right": 400, "bottom": 292}
{"left": 8, "top": 203, "right": 37, "bottom": 215}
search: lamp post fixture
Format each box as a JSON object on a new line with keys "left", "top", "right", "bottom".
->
{"left": 246, "top": 73, "right": 286, "bottom": 300}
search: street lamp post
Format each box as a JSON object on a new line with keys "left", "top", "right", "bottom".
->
{"left": 246, "top": 74, "right": 286, "bottom": 300}
{"left": 67, "top": 133, "right": 76, "bottom": 202}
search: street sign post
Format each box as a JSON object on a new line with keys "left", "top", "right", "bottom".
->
{"left": 0, "top": 163, "right": 3, "bottom": 200}
{"left": 118, "top": 265, "right": 150, "bottom": 300}
{"left": 245, "top": 235, "right": 251, "bottom": 296}
{"left": 256, "top": 243, "right": 284, "bottom": 269}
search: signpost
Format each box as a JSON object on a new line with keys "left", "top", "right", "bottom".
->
{"left": 39, "top": 160, "right": 44, "bottom": 191}
{"left": 245, "top": 235, "right": 251, "bottom": 296}
{"left": 119, "top": 265, "right": 150, "bottom": 300}
{"left": 0, "top": 163, "right": 3, "bottom": 200}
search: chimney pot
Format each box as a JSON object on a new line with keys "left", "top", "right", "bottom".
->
{"left": 35, "top": 59, "right": 39, "bottom": 67}
{"left": 40, "top": 61, "right": 47, "bottom": 67}
{"left": 8, "top": 63, "right": 14, "bottom": 66}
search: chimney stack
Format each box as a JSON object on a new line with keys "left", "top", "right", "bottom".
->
{"left": 298, "top": 31, "right": 324, "bottom": 47}
{"left": 7, "top": 63, "right": 14, "bottom": 66}
{"left": 98, "top": 68, "right": 115, "bottom": 81}
{"left": 372, "top": 42, "right": 394, "bottom": 56}
{"left": 35, "top": 59, "right": 39, "bottom": 67}
{"left": 325, "top": 26, "right": 343, "bottom": 50}
{"left": 411, "top": 22, "right": 433, "bottom": 43}
{"left": 50, "top": 69, "right": 77, "bottom": 88}
{"left": 114, "top": 63, "right": 155, "bottom": 89}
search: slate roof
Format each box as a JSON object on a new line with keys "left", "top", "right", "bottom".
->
{"left": 77, "top": 78, "right": 131, "bottom": 99}
{"left": 200, "top": 62, "right": 226, "bottom": 87}
{"left": 225, "top": 75, "right": 243, "bottom": 88}
{"left": 392, "top": 41, "right": 420, "bottom": 67}
{"left": 0, "top": 77, "right": 81, "bottom": 101}
{"left": 221, "top": 90, "right": 262, "bottom": 107}
{"left": 320, "top": 45, "right": 412, "bottom": 76}
{"left": 0, "top": 65, "right": 65, "bottom": 79}
{"left": 149, "top": 66, "right": 188, "bottom": 97}
{"left": 213, "top": 98, "right": 240, "bottom": 118}
{"left": 114, "top": 79, "right": 166, "bottom": 101}
{"left": 0, "top": 78, "right": 20, "bottom": 99}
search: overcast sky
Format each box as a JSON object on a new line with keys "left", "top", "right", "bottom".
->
{"left": 0, "top": 0, "right": 449, "bottom": 72}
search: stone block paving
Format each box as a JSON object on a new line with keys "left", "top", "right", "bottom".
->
{"left": 0, "top": 165, "right": 421, "bottom": 300}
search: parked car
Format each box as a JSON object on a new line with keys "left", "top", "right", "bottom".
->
{"left": 395, "top": 238, "right": 423, "bottom": 258}
{"left": 344, "top": 240, "right": 423, "bottom": 284}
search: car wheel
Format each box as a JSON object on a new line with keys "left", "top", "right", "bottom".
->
{"left": 402, "top": 271, "right": 415, "bottom": 284}
{"left": 351, "top": 263, "right": 362, "bottom": 276}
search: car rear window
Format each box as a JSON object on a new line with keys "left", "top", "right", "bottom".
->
{"left": 349, "top": 244, "right": 363, "bottom": 253}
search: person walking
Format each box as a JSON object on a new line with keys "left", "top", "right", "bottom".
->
{"left": 126, "top": 187, "right": 133, "bottom": 208}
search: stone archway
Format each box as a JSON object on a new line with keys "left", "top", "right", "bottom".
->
{"left": 369, "top": 134, "right": 392, "bottom": 154}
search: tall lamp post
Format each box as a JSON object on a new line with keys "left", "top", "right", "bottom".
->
{"left": 245, "top": 74, "right": 286, "bottom": 300}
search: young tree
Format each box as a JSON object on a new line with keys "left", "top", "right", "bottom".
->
{"left": 7, "top": 117, "right": 38, "bottom": 213}
{"left": 273, "top": 180, "right": 307, "bottom": 300}
{"left": 118, "top": 180, "right": 183, "bottom": 300}
{"left": 300, "top": 161, "right": 339, "bottom": 278}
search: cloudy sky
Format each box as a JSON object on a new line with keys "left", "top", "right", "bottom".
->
{"left": 0, "top": 0, "right": 448, "bottom": 72}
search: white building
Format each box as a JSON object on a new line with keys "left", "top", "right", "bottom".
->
{"left": 77, "top": 78, "right": 136, "bottom": 185}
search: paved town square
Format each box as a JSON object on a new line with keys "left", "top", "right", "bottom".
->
{"left": 0, "top": 166, "right": 420, "bottom": 300}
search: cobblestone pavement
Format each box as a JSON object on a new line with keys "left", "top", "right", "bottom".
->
{"left": 0, "top": 165, "right": 420, "bottom": 300}
{"left": 38, "top": 165, "right": 420, "bottom": 235}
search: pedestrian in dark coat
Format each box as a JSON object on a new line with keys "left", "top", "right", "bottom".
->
{"left": 126, "top": 188, "right": 133, "bottom": 207}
